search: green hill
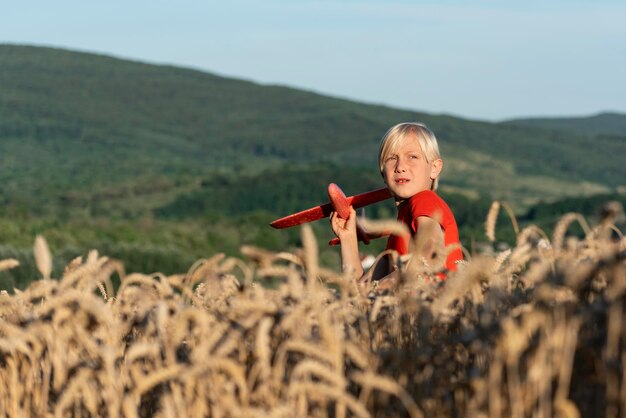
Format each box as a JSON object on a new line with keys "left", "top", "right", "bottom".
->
{"left": 503, "top": 112, "right": 626, "bottom": 137}
{"left": 1, "top": 44, "right": 624, "bottom": 218}
{"left": 1, "top": 44, "right": 625, "bottom": 287}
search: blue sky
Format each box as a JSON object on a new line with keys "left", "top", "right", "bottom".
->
{"left": 2, "top": 0, "right": 625, "bottom": 121}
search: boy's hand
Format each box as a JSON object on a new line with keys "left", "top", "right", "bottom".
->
{"left": 330, "top": 206, "right": 357, "bottom": 242}
{"left": 330, "top": 206, "right": 363, "bottom": 277}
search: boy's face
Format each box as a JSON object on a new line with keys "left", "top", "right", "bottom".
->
{"left": 382, "top": 135, "right": 442, "bottom": 201}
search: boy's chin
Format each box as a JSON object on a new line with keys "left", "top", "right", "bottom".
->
{"left": 386, "top": 183, "right": 423, "bottom": 201}
{"left": 391, "top": 191, "right": 413, "bottom": 201}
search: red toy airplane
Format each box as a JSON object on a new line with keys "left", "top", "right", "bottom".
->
{"left": 270, "top": 183, "right": 393, "bottom": 245}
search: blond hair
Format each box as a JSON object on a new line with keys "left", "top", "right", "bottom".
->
{"left": 378, "top": 122, "right": 442, "bottom": 190}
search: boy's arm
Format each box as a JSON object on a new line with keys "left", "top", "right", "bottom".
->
{"left": 414, "top": 216, "right": 445, "bottom": 261}
{"left": 365, "top": 216, "right": 445, "bottom": 292}
{"left": 330, "top": 207, "right": 364, "bottom": 278}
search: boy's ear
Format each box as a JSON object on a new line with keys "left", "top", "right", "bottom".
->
{"left": 430, "top": 159, "right": 443, "bottom": 179}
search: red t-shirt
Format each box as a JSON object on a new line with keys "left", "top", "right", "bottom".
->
{"left": 386, "top": 190, "right": 463, "bottom": 274}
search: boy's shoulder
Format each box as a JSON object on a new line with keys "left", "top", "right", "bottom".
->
{"left": 405, "top": 190, "right": 458, "bottom": 229}
{"left": 409, "top": 190, "right": 442, "bottom": 204}
{"left": 407, "top": 190, "right": 452, "bottom": 212}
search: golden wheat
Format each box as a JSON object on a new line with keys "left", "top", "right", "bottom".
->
{"left": 0, "top": 204, "right": 624, "bottom": 417}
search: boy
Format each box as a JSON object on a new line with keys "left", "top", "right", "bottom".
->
{"left": 330, "top": 122, "right": 463, "bottom": 284}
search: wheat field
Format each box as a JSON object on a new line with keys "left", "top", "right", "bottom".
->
{"left": 0, "top": 203, "right": 625, "bottom": 418}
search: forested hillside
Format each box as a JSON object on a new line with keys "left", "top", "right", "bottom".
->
{"left": 504, "top": 111, "right": 626, "bottom": 137}
{"left": 1, "top": 44, "right": 624, "bottom": 287}
{"left": 1, "top": 44, "right": 624, "bottom": 216}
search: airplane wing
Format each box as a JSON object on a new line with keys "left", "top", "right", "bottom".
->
{"left": 270, "top": 185, "right": 392, "bottom": 229}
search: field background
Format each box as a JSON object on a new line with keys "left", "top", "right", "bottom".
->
{"left": 1, "top": 44, "right": 625, "bottom": 289}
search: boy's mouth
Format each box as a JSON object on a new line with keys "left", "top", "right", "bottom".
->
{"left": 395, "top": 178, "right": 410, "bottom": 184}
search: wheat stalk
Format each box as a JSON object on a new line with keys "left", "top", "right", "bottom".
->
{"left": 485, "top": 201, "right": 501, "bottom": 242}
{"left": 0, "top": 259, "right": 20, "bottom": 272}
{"left": 33, "top": 235, "right": 52, "bottom": 280}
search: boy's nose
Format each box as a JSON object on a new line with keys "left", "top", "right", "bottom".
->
{"left": 394, "top": 158, "right": 406, "bottom": 172}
